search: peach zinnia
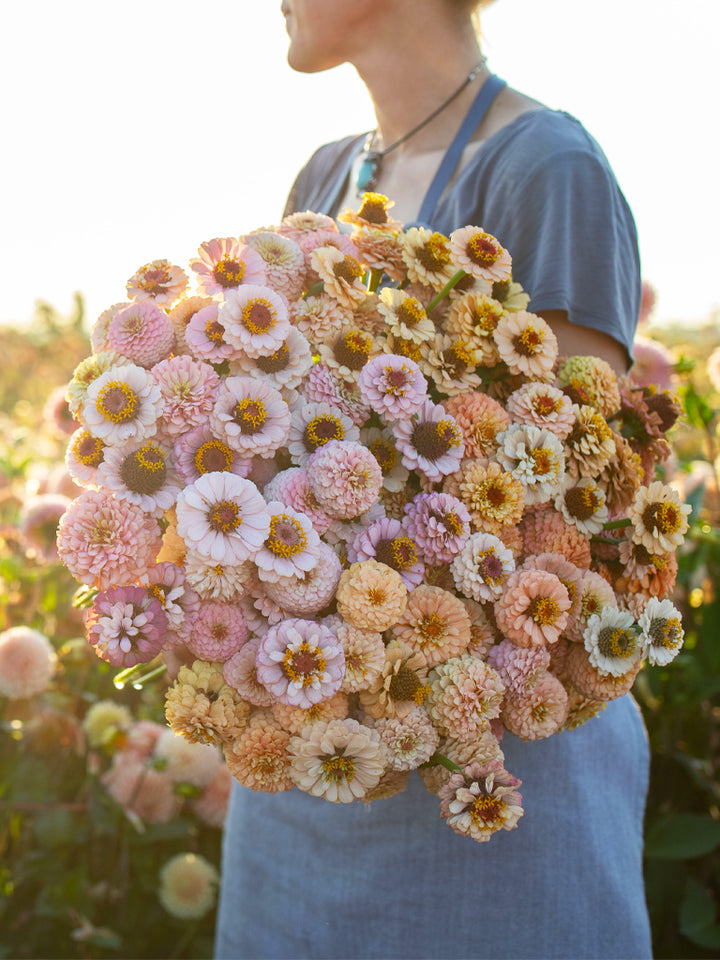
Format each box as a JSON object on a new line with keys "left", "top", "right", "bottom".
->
{"left": 450, "top": 226, "right": 512, "bottom": 283}
{"left": 390, "top": 585, "right": 471, "bottom": 667}
{"left": 336, "top": 560, "right": 408, "bottom": 632}
{"left": 494, "top": 569, "right": 571, "bottom": 648}
{"left": 493, "top": 310, "right": 558, "bottom": 379}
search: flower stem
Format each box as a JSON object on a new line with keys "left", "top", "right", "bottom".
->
{"left": 423, "top": 751, "right": 462, "bottom": 773}
{"left": 602, "top": 518, "right": 633, "bottom": 530}
{"left": 426, "top": 269, "right": 467, "bottom": 313}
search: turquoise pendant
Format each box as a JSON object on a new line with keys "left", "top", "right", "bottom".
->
{"left": 356, "top": 151, "right": 381, "bottom": 194}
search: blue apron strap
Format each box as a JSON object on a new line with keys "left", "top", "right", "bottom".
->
{"left": 415, "top": 73, "right": 507, "bottom": 227}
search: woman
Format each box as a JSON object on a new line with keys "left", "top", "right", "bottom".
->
{"left": 215, "top": 2, "right": 651, "bottom": 957}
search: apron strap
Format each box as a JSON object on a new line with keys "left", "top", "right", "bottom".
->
{"left": 414, "top": 73, "right": 507, "bottom": 227}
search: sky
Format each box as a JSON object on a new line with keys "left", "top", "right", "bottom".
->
{"left": 1, "top": 0, "right": 719, "bottom": 332}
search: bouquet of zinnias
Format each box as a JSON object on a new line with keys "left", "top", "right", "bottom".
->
{"left": 58, "top": 193, "right": 688, "bottom": 843}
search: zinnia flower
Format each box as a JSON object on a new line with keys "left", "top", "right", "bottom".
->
{"left": 288, "top": 717, "right": 385, "bottom": 803}
{"left": 377, "top": 287, "right": 436, "bottom": 344}
{"left": 86, "top": 584, "right": 167, "bottom": 667}
{"left": 0, "top": 627, "right": 57, "bottom": 699}
{"left": 57, "top": 489, "right": 162, "bottom": 588}
{"left": 173, "top": 424, "right": 251, "bottom": 486}
{"left": 493, "top": 569, "right": 570, "bottom": 647}
{"left": 158, "top": 853, "right": 219, "bottom": 920}
{"left": 637, "top": 596, "right": 684, "bottom": 666}
{"left": 154, "top": 728, "right": 221, "bottom": 788}
{"left": 392, "top": 400, "right": 464, "bottom": 483}
{"left": 450, "top": 226, "right": 512, "bottom": 283}
{"left": 224, "top": 712, "right": 294, "bottom": 793}
{"left": 82, "top": 699, "right": 133, "bottom": 748}
{"left": 450, "top": 531, "right": 515, "bottom": 602}
{"left": 557, "top": 355, "right": 621, "bottom": 418}
{"left": 627, "top": 480, "right": 692, "bottom": 554}
{"left": 501, "top": 673, "right": 568, "bottom": 740}
{"left": 356, "top": 354, "right": 427, "bottom": 420}
{"left": 438, "top": 760, "right": 523, "bottom": 842}
{"left": 151, "top": 355, "right": 220, "bottom": 439}
{"left": 210, "top": 376, "right": 291, "bottom": 460}
{"left": 427, "top": 655, "right": 505, "bottom": 740}
{"left": 256, "top": 618, "right": 345, "bottom": 709}
{"left": 583, "top": 607, "right": 643, "bottom": 677}
{"left": 254, "top": 501, "right": 321, "bottom": 582}
{"left": 505, "top": 381, "right": 575, "bottom": 438}
{"left": 186, "top": 302, "right": 238, "bottom": 363}
{"left": 359, "top": 639, "right": 429, "bottom": 720}
{"left": 401, "top": 227, "right": 456, "bottom": 291}
{"left": 442, "top": 391, "right": 510, "bottom": 459}
{"left": 305, "top": 440, "right": 383, "bottom": 520}
{"left": 97, "top": 438, "right": 180, "bottom": 517}
{"left": 311, "top": 246, "right": 368, "bottom": 310}
{"left": 83, "top": 363, "right": 163, "bottom": 447}
{"left": 336, "top": 560, "right": 407, "bottom": 633}
{"left": 495, "top": 424, "right": 565, "bottom": 506}
{"left": 554, "top": 476, "right": 609, "bottom": 535}
{"left": 103, "top": 758, "right": 179, "bottom": 825}
{"left": 443, "top": 459, "right": 525, "bottom": 534}
{"left": 402, "top": 491, "right": 470, "bottom": 565}
{"left": 229, "top": 325, "right": 313, "bottom": 394}
{"left": 126, "top": 259, "right": 189, "bottom": 307}
{"left": 349, "top": 516, "right": 425, "bottom": 590}
{"left": 175, "top": 472, "right": 270, "bottom": 565}
{"left": 190, "top": 237, "right": 266, "bottom": 295}
{"left": 241, "top": 230, "right": 306, "bottom": 301}
{"left": 165, "top": 660, "right": 251, "bottom": 745}
{"left": 186, "top": 600, "right": 248, "bottom": 662}
{"left": 287, "top": 401, "right": 360, "bottom": 466}
{"left": 375, "top": 706, "right": 440, "bottom": 771}
{"left": 390, "top": 584, "right": 471, "bottom": 667}
{"left": 106, "top": 301, "right": 175, "bottom": 368}
{"left": 493, "top": 310, "right": 557, "bottom": 378}
{"left": 220, "top": 284, "right": 292, "bottom": 359}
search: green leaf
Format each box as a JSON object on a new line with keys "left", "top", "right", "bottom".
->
{"left": 683, "top": 384, "right": 715, "bottom": 430}
{"left": 645, "top": 814, "right": 720, "bottom": 859}
{"left": 679, "top": 877, "right": 720, "bottom": 950}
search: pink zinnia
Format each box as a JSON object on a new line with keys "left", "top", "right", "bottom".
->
{"left": 144, "top": 561, "right": 200, "bottom": 646}
{"left": 229, "top": 325, "right": 313, "bottom": 395}
{"left": 301, "top": 229, "right": 360, "bottom": 282}
{"left": 57, "top": 490, "right": 161, "bottom": 588}
{"left": 83, "top": 363, "right": 163, "bottom": 447}
{"left": 0, "top": 626, "right": 57, "bottom": 699}
{"left": 356, "top": 354, "right": 428, "bottom": 421}
{"left": 190, "top": 237, "right": 267, "bottom": 296}
{"left": 175, "top": 472, "right": 270, "bottom": 565}
{"left": 106, "top": 301, "right": 174, "bottom": 368}
{"left": 630, "top": 335, "right": 675, "bottom": 391}
{"left": 494, "top": 569, "right": 571, "bottom": 648}
{"left": 241, "top": 231, "right": 306, "bottom": 302}
{"left": 493, "top": 311, "right": 558, "bottom": 378}
{"left": 402, "top": 491, "right": 470, "bottom": 565}
{"left": 392, "top": 400, "right": 464, "bottom": 483}
{"left": 210, "top": 376, "right": 291, "bottom": 460}
{"left": 223, "top": 638, "right": 275, "bottom": 707}
{"left": 256, "top": 618, "right": 345, "bottom": 709}
{"left": 502, "top": 673, "right": 568, "bottom": 740}
{"left": 220, "top": 284, "right": 291, "bottom": 360}
{"left": 487, "top": 639, "right": 551, "bottom": 694}
{"left": 438, "top": 759, "right": 523, "bottom": 842}
{"left": 152, "top": 355, "right": 220, "bottom": 439}
{"left": 287, "top": 401, "right": 360, "bottom": 467}
{"left": 97, "top": 438, "right": 181, "bottom": 518}
{"left": 126, "top": 258, "right": 189, "bottom": 307}
{"left": 186, "top": 601, "right": 248, "bottom": 662}
{"left": 262, "top": 467, "right": 334, "bottom": 535}
{"left": 263, "top": 542, "right": 343, "bottom": 616}
{"left": 86, "top": 584, "right": 167, "bottom": 667}
{"left": 186, "top": 302, "right": 238, "bottom": 363}
{"left": 303, "top": 363, "right": 371, "bottom": 427}
{"left": 65, "top": 427, "right": 107, "bottom": 487}
{"left": 277, "top": 210, "right": 338, "bottom": 244}
{"left": 450, "top": 226, "right": 512, "bottom": 283}
{"left": 305, "top": 440, "right": 383, "bottom": 520}
{"left": 350, "top": 516, "right": 425, "bottom": 590}
{"left": 173, "top": 424, "right": 252, "bottom": 486}
{"left": 505, "top": 382, "right": 575, "bottom": 439}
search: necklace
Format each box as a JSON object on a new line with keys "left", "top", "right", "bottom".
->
{"left": 354, "top": 58, "right": 487, "bottom": 196}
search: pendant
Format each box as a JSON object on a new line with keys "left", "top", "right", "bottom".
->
{"left": 355, "top": 150, "right": 382, "bottom": 195}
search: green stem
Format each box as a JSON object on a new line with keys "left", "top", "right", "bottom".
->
{"left": 367, "top": 268, "right": 383, "bottom": 293}
{"left": 113, "top": 656, "right": 163, "bottom": 690}
{"left": 423, "top": 752, "right": 462, "bottom": 773}
{"left": 590, "top": 536, "right": 622, "bottom": 546}
{"left": 602, "top": 518, "right": 633, "bottom": 530}
{"left": 426, "top": 269, "right": 467, "bottom": 312}
{"left": 304, "top": 281, "right": 324, "bottom": 298}
{"left": 129, "top": 663, "right": 168, "bottom": 689}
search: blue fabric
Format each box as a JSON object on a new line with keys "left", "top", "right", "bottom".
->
{"left": 283, "top": 108, "right": 641, "bottom": 366}
{"left": 215, "top": 98, "right": 651, "bottom": 960}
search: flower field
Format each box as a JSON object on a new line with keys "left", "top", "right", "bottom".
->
{"left": 1, "top": 292, "right": 720, "bottom": 958}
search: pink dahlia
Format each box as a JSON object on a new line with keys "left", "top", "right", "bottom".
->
{"left": 438, "top": 759, "right": 523, "bottom": 842}
{"left": 349, "top": 516, "right": 425, "bottom": 590}
{"left": 106, "top": 301, "right": 174, "bottom": 368}
{"left": 175, "top": 471, "right": 270, "bottom": 564}
{"left": 57, "top": 490, "right": 161, "bottom": 588}
{"left": 254, "top": 501, "right": 321, "bottom": 583}
{"left": 392, "top": 400, "right": 464, "bottom": 483}
{"left": 0, "top": 627, "right": 57, "bottom": 699}
{"left": 186, "top": 600, "right": 248, "bottom": 663}
{"left": 403, "top": 491, "right": 470, "bottom": 565}
{"left": 305, "top": 440, "right": 383, "bottom": 520}
{"left": 174, "top": 424, "right": 251, "bottom": 486}
{"left": 219, "top": 284, "right": 291, "bottom": 360}
{"left": 190, "top": 237, "right": 266, "bottom": 296}
{"left": 83, "top": 363, "right": 163, "bottom": 447}
{"left": 86, "top": 584, "right": 167, "bottom": 667}
{"left": 256, "top": 618, "right": 345, "bottom": 709}
{"left": 494, "top": 569, "right": 570, "bottom": 648}
{"left": 356, "top": 354, "right": 427, "bottom": 421}
{"left": 210, "top": 376, "right": 291, "bottom": 460}
{"left": 126, "top": 258, "right": 189, "bottom": 307}
{"left": 151, "top": 355, "right": 220, "bottom": 439}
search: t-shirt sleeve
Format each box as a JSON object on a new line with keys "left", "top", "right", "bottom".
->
{"left": 479, "top": 139, "right": 641, "bottom": 362}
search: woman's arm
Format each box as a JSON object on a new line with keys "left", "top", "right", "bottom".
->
{"left": 537, "top": 309, "right": 629, "bottom": 376}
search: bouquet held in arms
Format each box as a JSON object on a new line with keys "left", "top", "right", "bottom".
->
{"left": 57, "top": 192, "right": 688, "bottom": 843}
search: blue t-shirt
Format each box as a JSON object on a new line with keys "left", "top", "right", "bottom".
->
{"left": 285, "top": 108, "right": 641, "bottom": 363}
